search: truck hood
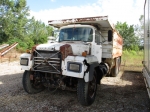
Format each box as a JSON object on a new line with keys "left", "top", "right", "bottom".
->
{"left": 36, "top": 42, "right": 90, "bottom": 55}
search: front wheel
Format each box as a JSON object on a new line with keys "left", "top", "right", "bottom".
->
{"left": 22, "top": 70, "right": 44, "bottom": 94}
{"left": 77, "top": 72, "right": 97, "bottom": 106}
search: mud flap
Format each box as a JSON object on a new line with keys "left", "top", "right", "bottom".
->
{"left": 95, "top": 63, "right": 109, "bottom": 84}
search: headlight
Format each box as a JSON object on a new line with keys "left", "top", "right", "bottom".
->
{"left": 20, "top": 58, "right": 28, "bottom": 66}
{"left": 67, "top": 62, "right": 82, "bottom": 73}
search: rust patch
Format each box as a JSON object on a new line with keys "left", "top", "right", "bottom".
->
{"left": 48, "top": 16, "right": 108, "bottom": 23}
{"left": 31, "top": 44, "right": 39, "bottom": 52}
{"left": 48, "top": 16, "right": 108, "bottom": 28}
{"left": 31, "top": 44, "right": 39, "bottom": 60}
{"left": 60, "top": 44, "right": 73, "bottom": 60}
{"left": 30, "top": 74, "right": 33, "bottom": 80}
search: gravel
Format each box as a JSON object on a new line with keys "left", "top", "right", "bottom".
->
{"left": 0, "top": 61, "right": 150, "bottom": 112}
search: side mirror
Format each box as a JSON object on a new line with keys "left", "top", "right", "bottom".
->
{"left": 52, "top": 31, "right": 54, "bottom": 37}
{"left": 108, "top": 30, "right": 113, "bottom": 42}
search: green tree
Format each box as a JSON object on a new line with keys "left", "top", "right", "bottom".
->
{"left": 0, "top": 0, "right": 13, "bottom": 42}
{"left": 0, "top": 0, "right": 29, "bottom": 42}
{"left": 115, "top": 22, "right": 140, "bottom": 50}
{"left": 11, "top": 0, "right": 29, "bottom": 39}
{"left": 0, "top": 0, "right": 54, "bottom": 51}
{"left": 27, "top": 17, "right": 53, "bottom": 45}
{"left": 134, "top": 15, "right": 144, "bottom": 49}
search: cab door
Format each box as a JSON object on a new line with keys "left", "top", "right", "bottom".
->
{"left": 91, "top": 30, "right": 102, "bottom": 63}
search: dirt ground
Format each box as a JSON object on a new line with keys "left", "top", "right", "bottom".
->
{"left": 0, "top": 61, "right": 150, "bottom": 112}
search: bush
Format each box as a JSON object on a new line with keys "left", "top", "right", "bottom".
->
{"left": 123, "top": 49, "right": 130, "bottom": 56}
{"left": 122, "top": 49, "right": 143, "bottom": 67}
{"left": 130, "top": 50, "right": 137, "bottom": 55}
{"left": 7, "top": 38, "right": 28, "bottom": 52}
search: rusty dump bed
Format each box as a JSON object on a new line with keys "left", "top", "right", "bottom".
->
{"left": 48, "top": 16, "right": 123, "bottom": 59}
{"left": 48, "top": 16, "right": 114, "bottom": 30}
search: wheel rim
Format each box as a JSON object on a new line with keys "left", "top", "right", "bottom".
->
{"left": 30, "top": 73, "right": 43, "bottom": 89}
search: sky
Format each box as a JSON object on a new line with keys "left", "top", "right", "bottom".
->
{"left": 26, "top": 0, "right": 144, "bottom": 25}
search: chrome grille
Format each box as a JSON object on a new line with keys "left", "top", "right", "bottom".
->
{"left": 32, "top": 50, "right": 61, "bottom": 74}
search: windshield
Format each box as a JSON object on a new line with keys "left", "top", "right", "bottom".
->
{"left": 59, "top": 27, "right": 93, "bottom": 42}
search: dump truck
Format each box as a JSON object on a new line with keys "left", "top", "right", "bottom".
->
{"left": 143, "top": 0, "right": 150, "bottom": 98}
{"left": 20, "top": 16, "right": 123, "bottom": 106}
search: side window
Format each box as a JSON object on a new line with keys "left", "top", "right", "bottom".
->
{"left": 95, "top": 30, "right": 100, "bottom": 44}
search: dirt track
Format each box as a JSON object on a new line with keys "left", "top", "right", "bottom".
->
{"left": 0, "top": 61, "right": 150, "bottom": 112}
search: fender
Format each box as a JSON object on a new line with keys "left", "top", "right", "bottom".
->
{"left": 83, "top": 59, "right": 99, "bottom": 82}
{"left": 63, "top": 55, "right": 99, "bottom": 81}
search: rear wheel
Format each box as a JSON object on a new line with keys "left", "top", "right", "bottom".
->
{"left": 22, "top": 70, "right": 44, "bottom": 94}
{"left": 77, "top": 72, "right": 97, "bottom": 106}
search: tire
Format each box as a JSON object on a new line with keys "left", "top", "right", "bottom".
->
{"left": 22, "top": 70, "right": 44, "bottom": 94}
{"left": 111, "top": 57, "right": 120, "bottom": 77}
{"left": 77, "top": 72, "right": 97, "bottom": 106}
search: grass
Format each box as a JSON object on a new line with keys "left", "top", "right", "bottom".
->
{"left": 121, "top": 50, "right": 143, "bottom": 71}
